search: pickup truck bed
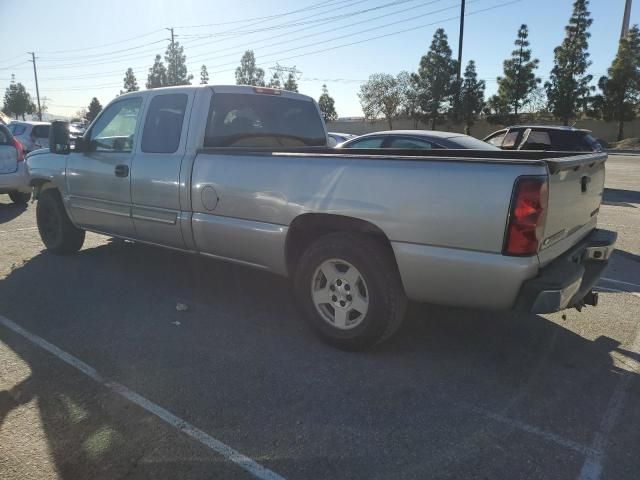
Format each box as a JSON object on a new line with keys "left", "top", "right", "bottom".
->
{"left": 26, "top": 85, "right": 616, "bottom": 350}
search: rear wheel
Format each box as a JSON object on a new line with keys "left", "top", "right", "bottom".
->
{"left": 36, "top": 189, "right": 85, "bottom": 254}
{"left": 9, "top": 191, "right": 31, "bottom": 205}
{"left": 294, "top": 232, "right": 407, "bottom": 350}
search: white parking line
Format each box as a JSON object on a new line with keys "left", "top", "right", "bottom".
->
{"left": 577, "top": 320, "right": 640, "bottom": 480}
{"left": 596, "top": 286, "right": 640, "bottom": 299}
{"left": 0, "top": 314, "right": 286, "bottom": 480}
{"left": 601, "top": 277, "right": 640, "bottom": 290}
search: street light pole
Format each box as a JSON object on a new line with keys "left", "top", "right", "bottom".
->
{"left": 457, "top": 0, "right": 466, "bottom": 79}
{"left": 621, "top": 0, "right": 633, "bottom": 39}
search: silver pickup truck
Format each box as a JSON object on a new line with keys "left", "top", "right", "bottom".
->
{"left": 27, "top": 85, "right": 616, "bottom": 350}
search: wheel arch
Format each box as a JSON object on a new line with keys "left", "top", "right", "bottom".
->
{"left": 285, "top": 213, "right": 398, "bottom": 276}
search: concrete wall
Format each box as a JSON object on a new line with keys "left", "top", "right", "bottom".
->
{"left": 328, "top": 117, "right": 640, "bottom": 143}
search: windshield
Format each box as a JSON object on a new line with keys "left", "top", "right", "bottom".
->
{"left": 448, "top": 135, "right": 501, "bottom": 150}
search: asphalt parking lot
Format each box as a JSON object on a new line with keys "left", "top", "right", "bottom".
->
{"left": 1, "top": 154, "right": 639, "bottom": 480}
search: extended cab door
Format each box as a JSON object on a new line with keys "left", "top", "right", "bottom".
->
{"left": 66, "top": 96, "right": 143, "bottom": 236}
{"left": 130, "top": 90, "right": 192, "bottom": 248}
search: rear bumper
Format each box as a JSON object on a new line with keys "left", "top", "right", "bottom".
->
{"left": 514, "top": 229, "right": 617, "bottom": 314}
{"left": 0, "top": 162, "right": 30, "bottom": 194}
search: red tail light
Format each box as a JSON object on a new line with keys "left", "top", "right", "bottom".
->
{"left": 503, "top": 176, "right": 548, "bottom": 256}
{"left": 253, "top": 87, "right": 281, "bottom": 95}
{"left": 12, "top": 137, "right": 25, "bottom": 162}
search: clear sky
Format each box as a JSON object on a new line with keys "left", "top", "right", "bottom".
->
{"left": 1, "top": 0, "right": 638, "bottom": 118}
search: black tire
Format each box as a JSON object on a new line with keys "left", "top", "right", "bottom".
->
{"left": 9, "top": 191, "right": 31, "bottom": 205}
{"left": 36, "top": 189, "right": 85, "bottom": 254}
{"left": 294, "top": 232, "right": 407, "bottom": 350}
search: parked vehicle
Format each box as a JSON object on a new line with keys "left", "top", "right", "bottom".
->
{"left": 484, "top": 125, "right": 603, "bottom": 152}
{"left": 8, "top": 121, "right": 51, "bottom": 153}
{"left": 69, "top": 122, "right": 86, "bottom": 141}
{"left": 337, "top": 130, "right": 501, "bottom": 150}
{"left": 0, "top": 124, "right": 31, "bottom": 204}
{"left": 27, "top": 85, "right": 615, "bottom": 350}
{"left": 328, "top": 132, "right": 357, "bottom": 146}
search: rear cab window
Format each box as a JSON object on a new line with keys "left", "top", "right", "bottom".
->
{"left": 32, "top": 125, "right": 50, "bottom": 138}
{"left": 8, "top": 123, "right": 26, "bottom": 136}
{"left": 141, "top": 93, "right": 188, "bottom": 153}
{"left": 204, "top": 92, "right": 326, "bottom": 148}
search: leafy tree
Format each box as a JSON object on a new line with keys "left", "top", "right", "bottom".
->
{"left": 545, "top": 0, "right": 594, "bottom": 125}
{"left": 411, "top": 28, "right": 458, "bottom": 130}
{"left": 165, "top": 41, "right": 193, "bottom": 86}
{"left": 493, "top": 25, "right": 540, "bottom": 120}
{"left": 72, "top": 108, "right": 87, "bottom": 123}
{"left": 318, "top": 84, "right": 338, "bottom": 122}
{"left": 146, "top": 54, "right": 168, "bottom": 89}
{"left": 121, "top": 67, "right": 139, "bottom": 94}
{"left": 86, "top": 97, "right": 102, "bottom": 123}
{"left": 460, "top": 61, "right": 486, "bottom": 134}
{"left": 200, "top": 65, "right": 209, "bottom": 85}
{"left": 358, "top": 73, "right": 404, "bottom": 129}
{"left": 267, "top": 72, "right": 281, "bottom": 89}
{"left": 596, "top": 25, "right": 640, "bottom": 140}
{"left": 2, "top": 79, "right": 36, "bottom": 120}
{"left": 397, "top": 71, "right": 420, "bottom": 127}
{"left": 283, "top": 72, "right": 299, "bottom": 92}
{"left": 235, "top": 50, "right": 265, "bottom": 86}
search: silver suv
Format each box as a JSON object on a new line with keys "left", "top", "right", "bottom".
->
{"left": 8, "top": 121, "right": 50, "bottom": 153}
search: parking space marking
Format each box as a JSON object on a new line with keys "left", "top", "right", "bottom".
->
{"left": 467, "top": 405, "right": 595, "bottom": 456}
{"left": 0, "top": 227, "right": 38, "bottom": 234}
{"left": 596, "top": 286, "right": 640, "bottom": 299}
{"left": 601, "top": 277, "right": 640, "bottom": 290}
{"left": 0, "top": 314, "right": 286, "bottom": 480}
{"left": 577, "top": 318, "right": 640, "bottom": 480}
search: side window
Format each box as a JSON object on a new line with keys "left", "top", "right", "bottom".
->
{"left": 502, "top": 130, "right": 521, "bottom": 149}
{"left": 486, "top": 131, "right": 506, "bottom": 146}
{"left": 0, "top": 126, "right": 11, "bottom": 145}
{"left": 32, "top": 125, "right": 50, "bottom": 138}
{"left": 389, "top": 137, "right": 433, "bottom": 149}
{"left": 89, "top": 97, "right": 142, "bottom": 153}
{"left": 141, "top": 94, "right": 188, "bottom": 154}
{"left": 345, "top": 137, "right": 385, "bottom": 148}
{"left": 522, "top": 130, "right": 551, "bottom": 150}
{"left": 9, "top": 124, "right": 26, "bottom": 136}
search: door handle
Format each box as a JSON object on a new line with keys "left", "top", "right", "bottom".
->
{"left": 114, "top": 164, "right": 129, "bottom": 178}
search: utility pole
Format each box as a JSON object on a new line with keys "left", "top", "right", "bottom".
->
{"left": 456, "top": 0, "right": 466, "bottom": 80}
{"left": 28, "top": 52, "right": 42, "bottom": 120}
{"left": 166, "top": 27, "right": 175, "bottom": 47}
{"left": 620, "top": 0, "right": 632, "bottom": 39}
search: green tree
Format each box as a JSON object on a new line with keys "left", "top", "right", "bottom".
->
{"left": 267, "top": 72, "right": 281, "bottom": 89}
{"left": 596, "top": 25, "right": 640, "bottom": 140}
{"left": 146, "top": 54, "right": 168, "bottom": 89}
{"left": 200, "top": 65, "right": 209, "bottom": 85}
{"left": 397, "top": 71, "right": 420, "bottom": 128}
{"left": 235, "top": 50, "right": 265, "bottom": 86}
{"left": 358, "top": 73, "right": 404, "bottom": 129}
{"left": 86, "top": 97, "right": 102, "bottom": 123}
{"left": 318, "top": 84, "right": 338, "bottom": 122}
{"left": 121, "top": 67, "right": 139, "bottom": 94}
{"left": 412, "top": 28, "right": 458, "bottom": 130}
{"left": 2, "top": 78, "right": 36, "bottom": 120}
{"left": 493, "top": 25, "right": 540, "bottom": 120}
{"left": 165, "top": 41, "right": 193, "bottom": 86}
{"left": 283, "top": 72, "right": 299, "bottom": 92}
{"left": 460, "top": 61, "right": 486, "bottom": 134}
{"left": 545, "top": 0, "right": 594, "bottom": 125}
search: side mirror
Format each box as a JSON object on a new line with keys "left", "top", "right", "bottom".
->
{"left": 74, "top": 136, "right": 86, "bottom": 153}
{"left": 49, "top": 121, "right": 70, "bottom": 155}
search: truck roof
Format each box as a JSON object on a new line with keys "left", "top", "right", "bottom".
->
{"left": 508, "top": 125, "right": 592, "bottom": 133}
{"left": 118, "top": 84, "right": 316, "bottom": 103}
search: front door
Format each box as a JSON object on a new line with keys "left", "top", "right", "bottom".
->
{"left": 66, "top": 96, "right": 143, "bottom": 237}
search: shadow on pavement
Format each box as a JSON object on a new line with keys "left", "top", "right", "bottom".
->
{"left": 0, "top": 201, "right": 27, "bottom": 225}
{"left": 603, "top": 188, "right": 640, "bottom": 208}
{"left": 1, "top": 240, "right": 639, "bottom": 479}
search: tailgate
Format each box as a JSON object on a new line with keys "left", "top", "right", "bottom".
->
{"left": 0, "top": 145, "right": 18, "bottom": 174}
{"left": 538, "top": 153, "right": 607, "bottom": 266}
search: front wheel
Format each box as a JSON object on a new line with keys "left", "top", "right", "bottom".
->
{"left": 9, "top": 191, "right": 31, "bottom": 205}
{"left": 294, "top": 232, "right": 407, "bottom": 350}
{"left": 36, "top": 189, "right": 85, "bottom": 254}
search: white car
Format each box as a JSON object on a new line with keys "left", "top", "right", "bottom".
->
{"left": 0, "top": 124, "right": 31, "bottom": 204}
{"left": 8, "top": 121, "right": 50, "bottom": 153}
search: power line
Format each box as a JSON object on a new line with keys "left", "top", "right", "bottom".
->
{"left": 211, "top": 0, "right": 522, "bottom": 75}
{"left": 37, "top": 29, "right": 166, "bottom": 54}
